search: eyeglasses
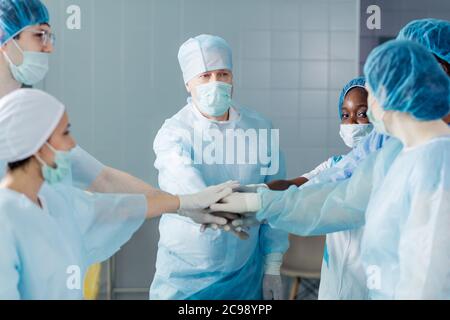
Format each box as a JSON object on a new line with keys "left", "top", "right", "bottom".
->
{"left": 23, "top": 30, "right": 56, "bottom": 46}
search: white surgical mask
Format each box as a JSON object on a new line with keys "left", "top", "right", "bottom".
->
{"left": 2, "top": 40, "right": 49, "bottom": 85}
{"left": 339, "top": 124, "right": 374, "bottom": 148}
{"left": 194, "top": 81, "right": 233, "bottom": 117}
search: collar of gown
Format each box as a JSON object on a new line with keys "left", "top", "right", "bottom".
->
{"left": 187, "top": 97, "right": 241, "bottom": 129}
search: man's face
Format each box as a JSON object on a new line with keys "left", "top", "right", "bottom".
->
{"left": 186, "top": 69, "right": 233, "bottom": 102}
{"left": 1, "top": 23, "right": 54, "bottom": 65}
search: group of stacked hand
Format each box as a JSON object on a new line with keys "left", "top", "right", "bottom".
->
{"left": 177, "top": 181, "right": 268, "bottom": 239}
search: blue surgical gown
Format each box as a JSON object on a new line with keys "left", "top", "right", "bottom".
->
{"left": 257, "top": 138, "right": 403, "bottom": 299}
{"left": 361, "top": 136, "right": 450, "bottom": 299}
{"left": 0, "top": 184, "right": 146, "bottom": 299}
{"left": 150, "top": 101, "right": 289, "bottom": 300}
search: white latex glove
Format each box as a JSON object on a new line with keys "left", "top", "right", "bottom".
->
{"left": 209, "top": 192, "right": 262, "bottom": 214}
{"left": 178, "top": 181, "right": 239, "bottom": 225}
{"left": 234, "top": 183, "right": 268, "bottom": 193}
{"left": 200, "top": 222, "right": 250, "bottom": 240}
{"left": 263, "top": 253, "right": 284, "bottom": 300}
{"left": 263, "top": 275, "right": 283, "bottom": 300}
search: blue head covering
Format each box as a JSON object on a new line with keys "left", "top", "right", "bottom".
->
{"left": 338, "top": 76, "right": 366, "bottom": 118}
{"left": 397, "top": 19, "right": 450, "bottom": 64}
{"left": 178, "top": 34, "right": 233, "bottom": 84}
{"left": 364, "top": 40, "right": 450, "bottom": 121}
{"left": 0, "top": 0, "right": 49, "bottom": 45}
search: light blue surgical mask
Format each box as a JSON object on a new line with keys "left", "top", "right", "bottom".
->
{"left": 194, "top": 81, "right": 233, "bottom": 117}
{"left": 36, "top": 143, "right": 72, "bottom": 185}
{"left": 2, "top": 40, "right": 49, "bottom": 85}
{"left": 367, "top": 106, "right": 388, "bottom": 135}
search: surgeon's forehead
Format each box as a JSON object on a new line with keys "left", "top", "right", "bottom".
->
{"left": 26, "top": 23, "right": 51, "bottom": 32}
{"left": 200, "top": 69, "right": 232, "bottom": 75}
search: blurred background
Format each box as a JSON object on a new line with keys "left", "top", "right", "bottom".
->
{"left": 40, "top": 0, "right": 450, "bottom": 299}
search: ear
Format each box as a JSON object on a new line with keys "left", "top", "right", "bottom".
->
{"left": 185, "top": 83, "right": 191, "bottom": 93}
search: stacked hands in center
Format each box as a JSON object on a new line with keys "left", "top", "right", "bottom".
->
{"left": 177, "top": 181, "right": 267, "bottom": 240}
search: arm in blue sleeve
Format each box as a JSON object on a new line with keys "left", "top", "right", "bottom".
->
{"left": 260, "top": 151, "right": 289, "bottom": 255}
{"left": 256, "top": 138, "right": 401, "bottom": 237}
{"left": 66, "top": 187, "right": 147, "bottom": 266}
{"left": 0, "top": 221, "right": 21, "bottom": 299}
{"left": 70, "top": 146, "right": 105, "bottom": 190}
{"left": 319, "top": 131, "right": 390, "bottom": 182}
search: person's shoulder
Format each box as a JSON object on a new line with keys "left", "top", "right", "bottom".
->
{"left": 409, "top": 137, "right": 450, "bottom": 184}
{"left": 0, "top": 190, "right": 29, "bottom": 227}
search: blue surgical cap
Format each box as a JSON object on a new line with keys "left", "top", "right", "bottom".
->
{"left": 0, "top": 0, "right": 49, "bottom": 45}
{"left": 338, "top": 76, "right": 366, "bottom": 118}
{"left": 397, "top": 19, "right": 450, "bottom": 64}
{"left": 364, "top": 40, "right": 450, "bottom": 121}
{"left": 178, "top": 34, "right": 233, "bottom": 84}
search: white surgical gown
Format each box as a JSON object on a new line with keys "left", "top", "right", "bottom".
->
{"left": 150, "top": 100, "right": 289, "bottom": 300}
{"left": 361, "top": 136, "right": 450, "bottom": 299}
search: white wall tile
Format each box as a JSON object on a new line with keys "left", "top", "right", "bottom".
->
{"left": 300, "top": 61, "right": 329, "bottom": 89}
{"left": 241, "top": 31, "right": 271, "bottom": 59}
{"left": 271, "top": 61, "right": 300, "bottom": 89}
{"left": 329, "top": 61, "right": 358, "bottom": 90}
{"left": 330, "top": 0, "right": 358, "bottom": 31}
{"left": 298, "top": 119, "right": 328, "bottom": 147}
{"left": 300, "top": 0, "right": 329, "bottom": 31}
{"left": 241, "top": 60, "right": 271, "bottom": 89}
{"left": 272, "top": 31, "right": 300, "bottom": 59}
{"left": 299, "top": 90, "right": 329, "bottom": 118}
{"left": 301, "top": 31, "right": 329, "bottom": 60}
{"left": 271, "top": 0, "right": 301, "bottom": 30}
{"left": 270, "top": 90, "right": 300, "bottom": 118}
{"left": 330, "top": 32, "right": 358, "bottom": 60}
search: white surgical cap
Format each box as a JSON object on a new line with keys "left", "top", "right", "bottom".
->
{"left": 178, "top": 34, "right": 233, "bottom": 83}
{"left": 0, "top": 89, "right": 65, "bottom": 163}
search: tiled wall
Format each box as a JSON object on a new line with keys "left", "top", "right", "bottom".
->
{"left": 42, "top": 0, "right": 359, "bottom": 299}
{"left": 360, "top": 0, "right": 450, "bottom": 72}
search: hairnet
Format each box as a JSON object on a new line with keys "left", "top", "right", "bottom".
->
{"left": 178, "top": 34, "right": 233, "bottom": 84}
{"left": 397, "top": 18, "right": 450, "bottom": 64}
{"left": 364, "top": 40, "right": 450, "bottom": 121}
{"left": 0, "top": 0, "right": 49, "bottom": 45}
{"left": 0, "top": 89, "right": 65, "bottom": 162}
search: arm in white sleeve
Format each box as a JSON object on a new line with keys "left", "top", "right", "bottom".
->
{"left": 153, "top": 122, "right": 207, "bottom": 194}
{"left": 301, "top": 158, "right": 333, "bottom": 181}
{"left": 70, "top": 146, "right": 105, "bottom": 190}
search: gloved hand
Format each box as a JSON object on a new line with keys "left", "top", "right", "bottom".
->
{"left": 234, "top": 183, "right": 268, "bottom": 193}
{"left": 231, "top": 213, "right": 263, "bottom": 229}
{"left": 263, "top": 274, "right": 283, "bottom": 300}
{"left": 200, "top": 222, "right": 250, "bottom": 240}
{"left": 209, "top": 192, "right": 262, "bottom": 214}
{"left": 262, "top": 253, "right": 284, "bottom": 300}
{"left": 200, "top": 211, "right": 250, "bottom": 240}
{"left": 177, "top": 181, "right": 240, "bottom": 225}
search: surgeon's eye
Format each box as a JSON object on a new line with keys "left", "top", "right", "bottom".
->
{"left": 358, "top": 111, "right": 368, "bottom": 118}
{"left": 200, "top": 73, "right": 211, "bottom": 79}
{"left": 341, "top": 113, "right": 350, "bottom": 119}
